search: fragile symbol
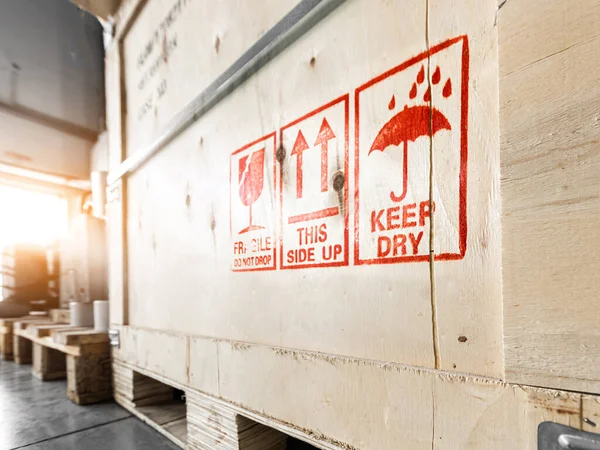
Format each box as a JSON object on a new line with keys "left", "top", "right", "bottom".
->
{"left": 230, "top": 133, "right": 276, "bottom": 272}
{"left": 238, "top": 148, "right": 266, "bottom": 234}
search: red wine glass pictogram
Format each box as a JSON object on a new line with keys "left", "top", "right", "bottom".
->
{"left": 238, "top": 148, "right": 266, "bottom": 234}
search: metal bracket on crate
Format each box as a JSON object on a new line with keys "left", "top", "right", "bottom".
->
{"left": 108, "top": 329, "right": 120, "bottom": 348}
{"left": 106, "top": 183, "right": 121, "bottom": 204}
{"left": 539, "top": 422, "right": 600, "bottom": 449}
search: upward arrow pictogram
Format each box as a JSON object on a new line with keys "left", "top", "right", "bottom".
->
{"left": 291, "top": 130, "right": 310, "bottom": 199}
{"left": 314, "top": 118, "right": 336, "bottom": 192}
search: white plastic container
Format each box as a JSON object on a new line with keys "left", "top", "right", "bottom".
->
{"left": 93, "top": 300, "right": 109, "bottom": 331}
{"left": 70, "top": 302, "right": 93, "bottom": 327}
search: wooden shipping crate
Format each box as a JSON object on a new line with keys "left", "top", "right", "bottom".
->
{"left": 102, "top": 0, "right": 600, "bottom": 448}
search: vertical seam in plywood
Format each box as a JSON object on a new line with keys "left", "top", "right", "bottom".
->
{"left": 426, "top": 0, "right": 438, "bottom": 446}
{"left": 425, "top": 0, "right": 440, "bottom": 372}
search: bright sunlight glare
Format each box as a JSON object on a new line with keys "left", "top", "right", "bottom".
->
{"left": 0, "top": 186, "right": 68, "bottom": 248}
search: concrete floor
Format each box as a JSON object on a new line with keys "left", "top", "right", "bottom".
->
{"left": 0, "top": 359, "right": 181, "bottom": 450}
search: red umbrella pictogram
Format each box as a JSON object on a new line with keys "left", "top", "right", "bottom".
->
{"left": 369, "top": 65, "right": 453, "bottom": 203}
{"left": 238, "top": 148, "right": 266, "bottom": 234}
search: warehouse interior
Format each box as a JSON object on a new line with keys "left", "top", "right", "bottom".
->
{"left": 0, "top": 1, "right": 167, "bottom": 448}
{"left": 0, "top": 1, "right": 331, "bottom": 448}
{"left": 0, "top": 0, "right": 599, "bottom": 449}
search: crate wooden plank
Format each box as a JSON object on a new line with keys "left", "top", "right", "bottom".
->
{"left": 500, "top": 0, "right": 600, "bottom": 392}
{"left": 110, "top": 331, "right": 596, "bottom": 450}
{"left": 106, "top": 180, "right": 126, "bottom": 325}
{"left": 214, "top": 341, "right": 587, "bottom": 450}
{"left": 105, "top": 43, "right": 127, "bottom": 327}
{"left": 105, "top": 44, "right": 124, "bottom": 174}
{"left": 499, "top": 0, "right": 600, "bottom": 76}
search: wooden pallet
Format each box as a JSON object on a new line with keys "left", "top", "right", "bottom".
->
{"left": 14, "top": 323, "right": 112, "bottom": 405}
{"left": 12, "top": 319, "right": 54, "bottom": 364}
{"left": 0, "top": 316, "right": 42, "bottom": 361}
{"left": 0, "top": 310, "right": 72, "bottom": 361}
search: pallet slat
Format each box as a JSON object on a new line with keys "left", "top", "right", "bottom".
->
{"left": 54, "top": 330, "right": 109, "bottom": 346}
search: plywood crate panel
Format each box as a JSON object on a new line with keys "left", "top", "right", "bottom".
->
{"left": 115, "top": 0, "right": 503, "bottom": 378}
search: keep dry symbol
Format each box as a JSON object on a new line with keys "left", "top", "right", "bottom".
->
{"left": 238, "top": 148, "right": 266, "bottom": 234}
{"left": 369, "top": 65, "right": 452, "bottom": 202}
